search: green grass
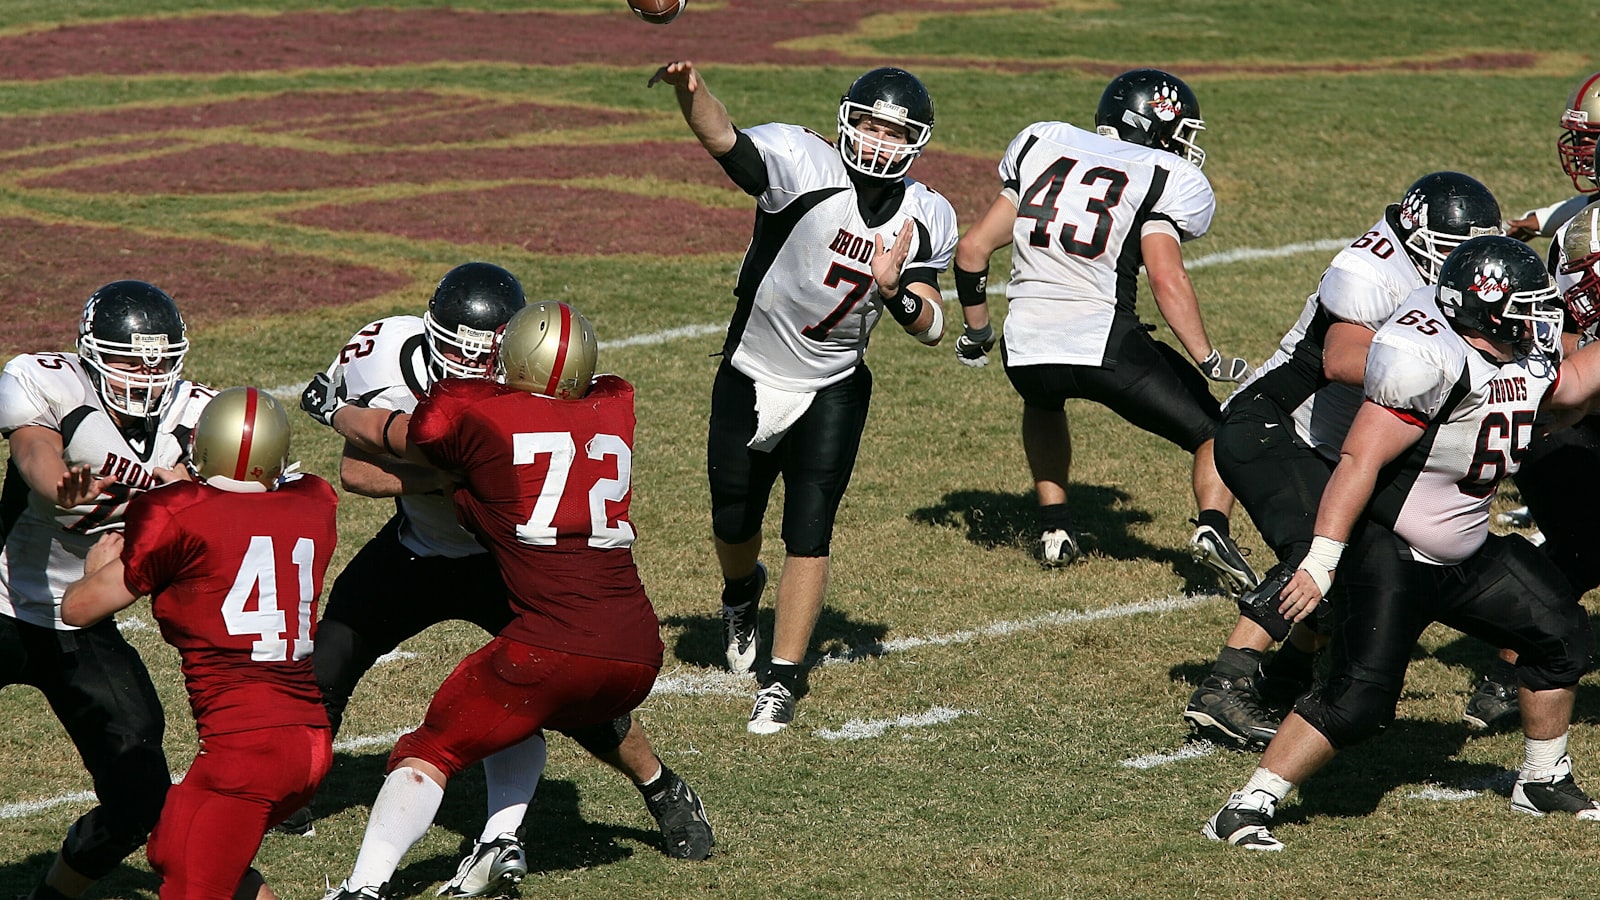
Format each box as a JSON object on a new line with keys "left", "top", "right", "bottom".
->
{"left": 2, "top": 2, "right": 1599, "bottom": 898}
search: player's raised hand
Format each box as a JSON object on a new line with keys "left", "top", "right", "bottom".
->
{"left": 871, "top": 222, "right": 915, "bottom": 294}
{"left": 300, "top": 367, "right": 348, "bottom": 428}
{"left": 648, "top": 60, "right": 700, "bottom": 91}
{"left": 56, "top": 464, "right": 115, "bottom": 509}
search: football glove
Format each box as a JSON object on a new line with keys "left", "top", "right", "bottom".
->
{"left": 300, "top": 368, "right": 348, "bottom": 428}
{"left": 1201, "top": 349, "right": 1250, "bottom": 383}
{"left": 955, "top": 324, "right": 996, "bottom": 368}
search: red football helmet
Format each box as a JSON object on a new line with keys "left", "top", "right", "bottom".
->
{"left": 1559, "top": 72, "right": 1600, "bottom": 194}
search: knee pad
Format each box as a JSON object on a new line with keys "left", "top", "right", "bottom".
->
{"left": 1293, "top": 670, "right": 1401, "bottom": 750}
{"left": 1519, "top": 606, "right": 1594, "bottom": 691}
{"left": 60, "top": 769, "right": 169, "bottom": 879}
{"left": 712, "top": 503, "right": 758, "bottom": 546}
{"left": 561, "top": 714, "right": 631, "bottom": 757}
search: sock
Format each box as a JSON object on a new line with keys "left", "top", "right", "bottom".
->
{"left": 767, "top": 660, "right": 802, "bottom": 692}
{"left": 1039, "top": 503, "right": 1073, "bottom": 533}
{"left": 1214, "top": 646, "right": 1264, "bottom": 681}
{"left": 347, "top": 766, "right": 446, "bottom": 889}
{"left": 1523, "top": 733, "right": 1569, "bottom": 774}
{"left": 1196, "top": 509, "right": 1230, "bottom": 534}
{"left": 1242, "top": 766, "right": 1296, "bottom": 804}
{"left": 640, "top": 763, "right": 676, "bottom": 800}
{"left": 721, "top": 567, "right": 764, "bottom": 608}
{"left": 1489, "top": 656, "right": 1518, "bottom": 686}
{"left": 479, "top": 733, "right": 546, "bottom": 841}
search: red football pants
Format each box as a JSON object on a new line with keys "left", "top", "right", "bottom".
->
{"left": 147, "top": 725, "right": 332, "bottom": 899}
{"left": 391, "top": 637, "right": 657, "bottom": 779}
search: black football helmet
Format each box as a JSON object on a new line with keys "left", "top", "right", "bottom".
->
{"left": 1094, "top": 69, "right": 1206, "bottom": 167}
{"left": 1559, "top": 203, "right": 1600, "bottom": 330}
{"left": 423, "top": 262, "right": 527, "bottom": 381}
{"left": 837, "top": 67, "right": 934, "bottom": 180}
{"left": 1559, "top": 72, "right": 1600, "bottom": 194}
{"left": 1391, "top": 172, "right": 1503, "bottom": 284}
{"left": 1436, "top": 235, "right": 1563, "bottom": 355}
{"left": 77, "top": 280, "right": 189, "bottom": 421}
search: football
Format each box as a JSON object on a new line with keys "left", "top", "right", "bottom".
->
{"left": 628, "top": 0, "right": 685, "bottom": 25}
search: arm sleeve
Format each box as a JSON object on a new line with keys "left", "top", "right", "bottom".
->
{"left": 1364, "top": 332, "right": 1454, "bottom": 421}
{"left": 715, "top": 129, "right": 769, "bottom": 197}
{"left": 121, "top": 495, "right": 188, "bottom": 597}
{"left": 1153, "top": 164, "right": 1215, "bottom": 241}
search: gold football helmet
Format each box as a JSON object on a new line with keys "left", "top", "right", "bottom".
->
{"left": 1560, "top": 72, "right": 1600, "bottom": 193}
{"left": 1561, "top": 204, "right": 1600, "bottom": 330}
{"left": 189, "top": 386, "right": 292, "bottom": 488}
{"left": 495, "top": 301, "right": 597, "bottom": 400}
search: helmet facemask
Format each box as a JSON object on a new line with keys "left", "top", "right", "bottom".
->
{"left": 837, "top": 101, "right": 931, "bottom": 180}
{"left": 424, "top": 311, "right": 501, "bottom": 381}
{"left": 80, "top": 331, "right": 187, "bottom": 420}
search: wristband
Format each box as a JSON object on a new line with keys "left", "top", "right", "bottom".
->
{"left": 380, "top": 409, "right": 403, "bottom": 458}
{"left": 882, "top": 284, "right": 925, "bottom": 327}
{"left": 1296, "top": 535, "right": 1346, "bottom": 595}
{"left": 954, "top": 265, "right": 989, "bottom": 308}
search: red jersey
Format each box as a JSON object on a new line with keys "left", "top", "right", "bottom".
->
{"left": 121, "top": 475, "right": 338, "bottom": 738}
{"left": 409, "top": 376, "right": 662, "bottom": 668}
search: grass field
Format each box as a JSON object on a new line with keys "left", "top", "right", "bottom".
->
{"left": 2, "top": 1, "right": 1599, "bottom": 897}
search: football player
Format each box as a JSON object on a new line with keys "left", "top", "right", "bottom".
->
{"left": 1194, "top": 172, "right": 1506, "bottom": 750}
{"left": 647, "top": 61, "right": 954, "bottom": 733}
{"left": 1504, "top": 71, "right": 1600, "bottom": 240}
{"left": 0, "top": 281, "right": 213, "bottom": 900}
{"left": 61, "top": 388, "right": 336, "bottom": 900}
{"left": 952, "top": 68, "right": 1257, "bottom": 588}
{"left": 311, "top": 302, "right": 669, "bottom": 898}
{"left": 1205, "top": 236, "right": 1600, "bottom": 851}
{"left": 299, "top": 262, "right": 712, "bottom": 886}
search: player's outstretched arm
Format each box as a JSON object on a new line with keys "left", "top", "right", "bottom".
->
{"left": 340, "top": 442, "right": 454, "bottom": 498}
{"left": 1144, "top": 230, "right": 1248, "bottom": 382}
{"left": 61, "top": 533, "right": 138, "bottom": 627}
{"left": 648, "top": 60, "right": 737, "bottom": 157}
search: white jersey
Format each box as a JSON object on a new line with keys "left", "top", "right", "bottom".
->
{"left": 0, "top": 352, "right": 213, "bottom": 629}
{"left": 1234, "top": 213, "right": 1426, "bottom": 456}
{"left": 996, "top": 122, "right": 1215, "bottom": 366}
{"left": 725, "top": 122, "right": 958, "bottom": 392}
{"left": 1363, "top": 290, "right": 1558, "bottom": 565}
{"left": 330, "top": 315, "right": 484, "bottom": 558}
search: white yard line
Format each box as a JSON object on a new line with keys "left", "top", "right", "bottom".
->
{"left": 1121, "top": 742, "right": 1219, "bottom": 769}
{"left": 814, "top": 706, "right": 979, "bottom": 741}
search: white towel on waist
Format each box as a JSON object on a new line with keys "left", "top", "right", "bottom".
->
{"left": 747, "top": 382, "right": 816, "bottom": 452}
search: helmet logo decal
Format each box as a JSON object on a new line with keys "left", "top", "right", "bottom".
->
{"left": 1470, "top": 263, "right": 1509, "bottom": 304}
{"left": 1399, "top": 189, "right": 1426, "bottom": 231}
{"left": 1149, "top": 83, "right": 1183, "bottom": 122}
{"left": 1120, "top": 108, "right": 1151, "bottom": 133}
{"left": 1565, "top": 109, "right": 1591, "bottom": 127}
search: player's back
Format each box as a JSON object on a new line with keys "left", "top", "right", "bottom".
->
{"left": 122, "top": 475, "right": 338, "bottom": 737}
{"left": 410, "top": 376, "right": 663, "bottom": 668}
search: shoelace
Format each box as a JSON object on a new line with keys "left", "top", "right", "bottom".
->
{"left": 752, "top": 685, "right": 791, "bottom": 717}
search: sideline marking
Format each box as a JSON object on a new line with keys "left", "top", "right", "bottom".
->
{"left": 814, "top": 706, "right": 979, "bottom": 742}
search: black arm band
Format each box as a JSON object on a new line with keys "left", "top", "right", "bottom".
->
{"left": 714, "top": 129, "right": 769, "bottom": 196}
{"left": 954, "top": 265, "right": 989, "bottom": 308}
{"left": 882, "top": 285, "right": 926, "bottom": 327}
{"left": 381, "top": 408, "right": 404, "bottom": 457}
